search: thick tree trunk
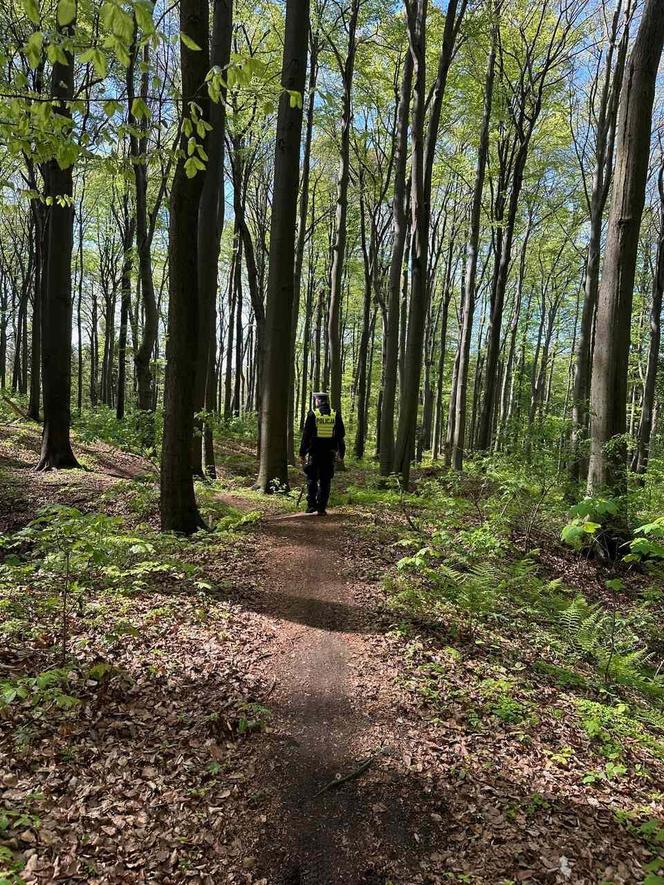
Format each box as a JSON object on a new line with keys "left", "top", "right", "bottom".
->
{"left": 257, "top": 0, "right": 310, "bottom": 491}
{"left": 587, "top": 0, "right": 664, "bottom": 496}
{"left": 393, "top": 0, "right": 427, "bottom": 485}
{"left": 634, "top": 164, "right": 664, "bottom": 475}
{"left": 160, "top": 0, "right": 210, "bottom": 532}
{"left": 37, "top": 13, "right": 79, "bottom": 471}
{"left": 570, "top": 1, "right": 630, "bottom": 485}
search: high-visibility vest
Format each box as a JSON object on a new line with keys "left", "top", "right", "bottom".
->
{"left": 314, "top": 409, "right": 336, "bottom": 439}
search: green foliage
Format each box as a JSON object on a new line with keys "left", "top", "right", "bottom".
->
{"left": 0, "top": 505, "right": 199, "bottom": 661}
{"left": 561, "top": 497, "right": 618, "bottom": 550}
{"left": 74, "top": 407, "right": 160, "bottom": 459}
{"left": 626, "top": 518, "right": 664, "bottom": 562}
{"left": 0, "top": 668, "right": 80, "bottom": 713}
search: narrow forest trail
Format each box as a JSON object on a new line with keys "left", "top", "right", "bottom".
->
{"left": 2, "top": 426, "right": 661, "bottom": 884}
{"left": 245, "top": 508, "right": 428, "bottom": 883}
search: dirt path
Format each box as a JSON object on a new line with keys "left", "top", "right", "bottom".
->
{"left": 250, "top": 511, "right": 422, "bottom": 884}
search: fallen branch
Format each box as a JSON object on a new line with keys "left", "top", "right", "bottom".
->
{"left": 1, "top": 395, "right": 34, "bottom": 422}
{"left": 311, "top": 748, "right": 387, "bottom": 799}
{"left": 396, "top": 475, "right": 421, "bottom": 533}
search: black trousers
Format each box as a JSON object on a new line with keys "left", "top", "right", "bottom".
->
{"left": 305, "top": 453, "right": 335, "bottom": 511}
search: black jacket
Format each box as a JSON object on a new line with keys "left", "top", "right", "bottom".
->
{"left": 299, "top": 409, "right": 346, "bottom": 460}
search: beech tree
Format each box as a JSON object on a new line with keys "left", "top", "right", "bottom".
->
{"left": 257, "top": 0, "right": 310, "bottom": 492}
{"left": 37, "top": 5, "right": 79, "bottom": 471}
{"left": 160, "top": 0, "right": 211, "bottom": 532}
{"left": 587, "top": 0, "right": 664, "bottom": 497}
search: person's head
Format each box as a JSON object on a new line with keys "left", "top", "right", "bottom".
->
{"left": 313, "top": 392, "right": 331, "bottom": 413}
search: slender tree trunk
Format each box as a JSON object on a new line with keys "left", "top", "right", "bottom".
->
{"left": 379, "top": 49, "right": 413, "bottom": 474}
{"left": 288, "top": 32, "right": 319, "bottom": 462}
{"left": 128, "top": 40, "right": 159, "bottom": 420}
{"left": 28, "top": 195, "right": 44, "bottom": 421}
{"left": 395, "top": 0, "right": 463, "bottom": 484}
{"left": 224, "top": 239, "right": 238, "bottom": 418}
{"left": 193, "top": 0, "right": 233, "bottom": 476}
{"left": 328, "top": 0, "right": 360, "bottom": 416}
{"left": 354, "top": 183, "right": 373, "bottom": 459}
{"left": 116, "top": 207, "right": 135, "bottom": 420}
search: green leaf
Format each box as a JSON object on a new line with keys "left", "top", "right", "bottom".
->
{"left": 184, "top": 156, "right": 199, "bottom": 178}
{"left": 134, "top": 0, "right": 154, "bottom": 33}
{"left": 131, "top": 97, "right": 150, "bottom": 120}
{"left": 582, "top": 521, "right": 601, "bottom": 533}
{"left": 46, "top": 42, "right": 68, "bottom": 65}
{"left": 57, "top": 0, "right": 76, "bottom": 26}
{"left": 80, "top": 47, "right": 107, "bottom": 78}
{"left": 180, "top": 32, "right": 201, "bottom": 51}
{"left": 22, "top": 0, "right": 40, "bottom": 25}
{"left": 24, "top": 31, "right": 43, "bottom": 69}
{"left": 100, "top": 1, "right": 115, "bottom": 30}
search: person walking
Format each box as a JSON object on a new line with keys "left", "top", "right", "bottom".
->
{"left": 299, "top": 392, "right": 345, "bottom": 515}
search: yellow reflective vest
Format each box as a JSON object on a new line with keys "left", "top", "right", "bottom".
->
{"left": 314, "top": 408, "right": 336, "bottom": 439}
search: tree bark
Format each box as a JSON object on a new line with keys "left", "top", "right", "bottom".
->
{"left": 288, "top": 30, "right": 319, "bottom": 462}
{"left": 379, "top": 49, "right": 413, "bottom": 474}
{"left": 116, "top": 202, "right": 134, "bottom": 421}
{"left": 257, "top": 0, "right": 310, "bottom": 491}
{"left": 192, "top": 0, "right": 233, "bottom": 476}
{"left": 160, "top": 0, "right": 210, "bottom": 532}
{"left": 394, "top": 0, "right": 463, "bottom": 485}
{"left": 37, "top": 10, "right": 79, "bottom": 471}
{"left": 570, "top": 0, "right": 631, "bottom": 484}
{"left": 328, "top": 0, "right": 360, "bottom": 417}
{"left": 451, "top": 19, "right": 496, "bottom": 469}
{"left": 633, "top": 163, "right": 664, "bottom": 475}
{"left": 587, "top": 0, "right": 664, "bottom": 496}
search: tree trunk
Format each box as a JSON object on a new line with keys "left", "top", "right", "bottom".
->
{"left": 28, "top": 179, "right": 44, "bottom": 421}
{"left": 587, "top": 0, "right": 664, "bottom": 496}
{"left": 379, "top": 49, "right": 413, "bottom": 475}
{"left": 328, "top": 0, "right": 360, "bottom": 417}
{"left": 116, "top": 205, "right": 134, "bottom": 420}
{"left": 570, "top": 0, "right": 631, "bottom": 485}
{"left": 37, "top": 11, "right": 79, "bottom": 471}
{"left": 394, "top": 0, "right": 463, "bottom": 484}
{"left": 160, "top": 0, "right": 210, "bottom": 532}
{"left": 288, "top": 31, "right": 319, "bottom": 462}
{"left": 633, "top": 163, "right": 664, "bottom": 475}
{"left": 128, "top": 39, "right": 159, "bottom": 421}
{"left": 257, "top": 0, "right": 310, "bottom": 491}
{"left": 192, "top": 0, "right": 233, "bottom": 476}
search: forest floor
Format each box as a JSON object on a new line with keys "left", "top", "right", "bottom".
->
{"left": 1, "top": 416, "right": 663, "bottom": 884}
